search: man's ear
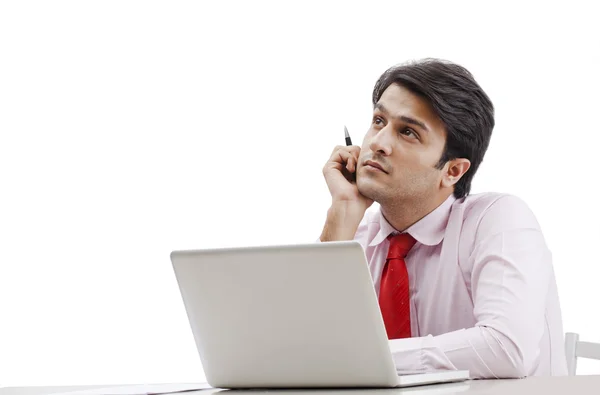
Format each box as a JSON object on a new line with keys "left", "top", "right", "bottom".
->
{"left": 441, "top": 158, "right": 471, "bottom": 188}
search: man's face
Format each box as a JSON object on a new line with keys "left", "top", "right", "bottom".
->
{"left": 356, "top": 83, "right": 449, "bottom": 205}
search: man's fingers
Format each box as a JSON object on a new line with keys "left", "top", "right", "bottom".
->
{"left": 324, "top": 145, "right": 361, "bottom": 177}
{"left": 329, "top": 146, "right": 360, "bottom": 164}
{"left": 346, "top": 156, "right": 355, "bottom": 173}
{"left": 329, "top": 145, "right": 360, "bottom": 157}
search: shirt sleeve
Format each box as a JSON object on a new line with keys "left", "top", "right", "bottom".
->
{"left": 389, "top": 195, "right": 553, "bottom": 379}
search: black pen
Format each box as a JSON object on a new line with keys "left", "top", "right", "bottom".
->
{"left": 344, "top": 125, "right": 352, "bottom": 146}
{"left": 345, "top": 125, "right": 356, "bottom": 181}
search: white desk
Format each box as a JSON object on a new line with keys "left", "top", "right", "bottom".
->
{"left": 2, "top": 376, "right": 600, "bottom": 395}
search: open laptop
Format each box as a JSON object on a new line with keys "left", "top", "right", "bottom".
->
{"left": 170, "top": 240, "right": 469, "bottom": 389}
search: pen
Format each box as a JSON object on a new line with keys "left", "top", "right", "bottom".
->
{"left": 344, "top": 126, "right": 356, "bottom": 181}
{"left": 344, "top": 125, "right": 352, "bottom": 146}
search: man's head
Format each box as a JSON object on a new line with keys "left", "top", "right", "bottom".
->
{"left": 356, "top": 58, "right": 494, "bottom": 209}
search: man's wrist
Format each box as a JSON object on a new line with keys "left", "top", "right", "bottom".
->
{"left": 320, "top": 201, "right": 366, "bottom": 242}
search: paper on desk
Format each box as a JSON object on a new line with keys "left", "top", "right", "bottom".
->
{"left": 49, "top": 382, "right": 213, "bottom": 395}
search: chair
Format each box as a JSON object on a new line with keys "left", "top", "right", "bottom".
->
{"left": 564, "top": 332, "right": 600, "bottom": 375}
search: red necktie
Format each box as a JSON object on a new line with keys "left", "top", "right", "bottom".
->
{"left": 378, "top": 233, "right": 416, "bottom": 339}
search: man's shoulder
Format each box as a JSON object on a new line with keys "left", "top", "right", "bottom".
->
{"left": 454, "top": 192, "right": 542, "bottom": 236}
{"left": 455, "top": 191, "right": 534, "bottom": 214}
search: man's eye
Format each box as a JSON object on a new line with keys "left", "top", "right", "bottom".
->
{"left": 373, "top": 117, "right": 384, "bottom": 125}
{"left": 400, "top": 128, "right": 418, "bottom": 138}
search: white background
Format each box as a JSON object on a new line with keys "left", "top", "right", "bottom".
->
{"left": 1, "top": 0, "right": 599, "bottom": 386}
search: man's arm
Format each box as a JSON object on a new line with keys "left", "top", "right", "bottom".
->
{"left": 319, "top": 144, "right": 373, "bottom": 241}
{"left": 389, "top": 195, "right": 555, "bottom": 378}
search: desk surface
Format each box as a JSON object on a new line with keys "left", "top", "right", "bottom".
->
{"left": 3, "top": 376, "right": 600, "bottom": 395}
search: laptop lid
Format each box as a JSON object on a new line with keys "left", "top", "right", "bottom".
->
{"left": 170, "top": 241, "right": 399, "bottom": 388}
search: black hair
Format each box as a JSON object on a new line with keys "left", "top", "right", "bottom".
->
{"left": 372, "top": 58, "right": 495, "bottom": 198}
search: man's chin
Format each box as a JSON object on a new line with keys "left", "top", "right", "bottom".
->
{"left": 356, "top": 180, "right": 378, "bottom": 201}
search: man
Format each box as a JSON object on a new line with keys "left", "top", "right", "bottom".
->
{"left": 319, "top": 58, "right": 567, "bottom": 378}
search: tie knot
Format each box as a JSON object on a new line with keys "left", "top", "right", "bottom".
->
{"left": 387, "top": 233, "right": 416, "bottom": 260}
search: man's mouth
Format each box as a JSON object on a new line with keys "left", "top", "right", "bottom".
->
{"left": 363, "top": 160, "right": 388, "bottom": 174}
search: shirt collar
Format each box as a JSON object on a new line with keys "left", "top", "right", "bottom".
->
{"left": 368, "top": 194, "right": 457, "bottom": 248}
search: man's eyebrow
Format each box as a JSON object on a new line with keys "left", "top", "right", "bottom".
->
{"left": 374, "top": 102, "right": 429, "bottom": 132}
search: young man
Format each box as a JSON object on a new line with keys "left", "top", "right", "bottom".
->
{"left": 320, "top": 59, "right": 567, "bottom": 378}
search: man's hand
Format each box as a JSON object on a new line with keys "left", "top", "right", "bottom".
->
{"left": 322, "top": 145, "right": 372, "bottom": 207}
{"left": 320, "top": 145, "right": 374, "bottom": 242}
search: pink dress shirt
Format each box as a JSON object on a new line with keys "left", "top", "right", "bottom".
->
{"left": 351, "top": 192, "right": 567, "bottom": 378}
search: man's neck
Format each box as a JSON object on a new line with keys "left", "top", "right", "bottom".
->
{"left": 380, "top": 191, "right": 453, "bottom": 232}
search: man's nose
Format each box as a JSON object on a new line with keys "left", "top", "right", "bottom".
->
{"left": 369, "top": 127, "right": 393, "bottom": 156}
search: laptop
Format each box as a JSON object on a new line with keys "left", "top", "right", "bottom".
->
{"left": 170, "top": 240, "right": 469, "bottom": 389}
